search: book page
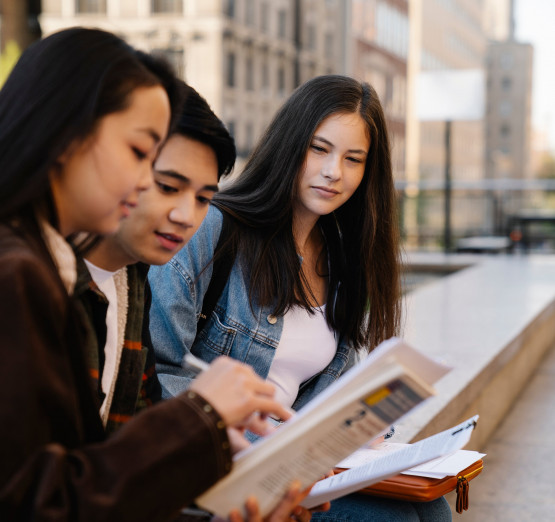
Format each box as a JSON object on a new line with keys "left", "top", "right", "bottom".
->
{"left": 195, "top": 338, "right": 451, "bottom": 517}
{"left": 301, "top": 415, "right": 479, "bottom": 509}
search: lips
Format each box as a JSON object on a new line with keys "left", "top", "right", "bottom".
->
{"left": 155, "top": 231, "right": 184, "bottom": 250}
{"left": 120, "top": 200, "right": 137, "bottom": 218}
{"left": 312, "top": 186, "right": 340, "bottom": 198}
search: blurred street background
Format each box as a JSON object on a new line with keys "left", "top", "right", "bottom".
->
{"left": 2, "top": 0, "right": 554, "bottom": 256}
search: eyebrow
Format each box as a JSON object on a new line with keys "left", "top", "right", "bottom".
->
{"left": 313, "top": 135, "right": 368, "bottom": 155}
{"left": 155, "top": 169, "right": 219, "bottom": 192}
{"left": 138, "top": 128, "right": 163, "bottom": 144}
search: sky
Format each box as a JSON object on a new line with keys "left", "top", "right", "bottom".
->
{"left": 515, "top": 0, "right": 555, "bottom": 152}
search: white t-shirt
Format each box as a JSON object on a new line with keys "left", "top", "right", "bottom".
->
{"left": 266, "top": 305, "right": 336, "bottom": 407}
{"left": 83, "top": 259, "right": 118, "bottom": 421}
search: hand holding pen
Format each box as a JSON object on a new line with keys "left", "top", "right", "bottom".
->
{"left": 185, "top": 355, "right": 292, "bottom": 438}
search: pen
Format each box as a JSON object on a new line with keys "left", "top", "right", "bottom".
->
{"left": 183, "top": 353, "right": 211, "bottom": 375}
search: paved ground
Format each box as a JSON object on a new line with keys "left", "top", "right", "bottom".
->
{"left": 445, "top": 342, "right": 555, "bottom": 521}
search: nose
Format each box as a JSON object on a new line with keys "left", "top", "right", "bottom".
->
{"left": 137, "top": 163, "right": 153, "bottom": 193}
{"left": 321, "top": 155, "right": 341, "bottom": 181}
{"left": 168, "top": 193, "right": 195, "bottom": 228}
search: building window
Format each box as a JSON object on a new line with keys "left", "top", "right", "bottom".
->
{"left": 324, "top": 33, "right": 334, "bottom": 57}
{"left": 278, "top": 9, "right": 287, "bottom": 39}
{"left": 500, "top": 53, "right": 514, "bottom": 70}
{"left": 227, "top": 121, "right": 235, "bottom": 138}
{"left": 152, "top": 48, "right": 184, "bottom": 78}
{"left": 261, "top": 62, "right": 269, "bottom": 90}
{"left": 226, "top": 52, "right": 236, "bottom": 87}
{"left": 501, "top": 77, "right": 512, "bottom": 91}
{"left": 75, "top": 0, "right": 106, "bottom": 13}
{"left": 499, "top": 100, "right": 512, "bottom": 117}
{"left": 307, "top": 24, "right": 315, "bottom": 51}
{"left": 224, "top": 0, "right": 235, "bottom": 18}
{"left": 260, "top": 2, "right": 269, "bottom": 33}
{"left": 500, "top": 124, "right": 511, "bottom": 137}
{"left": 245, "top": 57, "right": 254, "bottom": 91}
{"left": 278, "top": 67, "right": 285, "bottom": 95}
{"left": 245, "top": 122, "right": 254, "bottom": 151}
{"left": 245, "top": 0, "right": 255, "bottom": 26}
{"left": 151, "top": 0, "right": 183, "bottom": 12}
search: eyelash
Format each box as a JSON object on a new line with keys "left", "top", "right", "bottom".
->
{"left": 156, "top": 181, "right": 177, "bottom": 194}
{"left": 132, "top": 147, "right": 147, "bottom": 160}
{"left": 311, "top": 145, "right": 364, "bottom": 164}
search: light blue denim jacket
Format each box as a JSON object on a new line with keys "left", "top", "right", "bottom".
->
{"left": 148, "top": 205, "right": 356, "bottom": 411}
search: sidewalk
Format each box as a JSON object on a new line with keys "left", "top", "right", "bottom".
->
{"left": 446, "top": 341, "right": 555, "bottom": 520}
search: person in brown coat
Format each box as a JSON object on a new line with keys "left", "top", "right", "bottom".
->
{"left": 0, "top": 27, "right": 301, "bottom": 522}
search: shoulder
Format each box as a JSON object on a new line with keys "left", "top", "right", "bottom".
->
{"left": 0, "top": 223, "right": 67, "bottom": 315}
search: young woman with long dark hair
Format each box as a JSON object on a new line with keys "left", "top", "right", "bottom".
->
{"left": 149, "top": 75, "right": 451, "bottom": 521}
{"left": 0, "top": 27, "right": 301, "bottom": 521}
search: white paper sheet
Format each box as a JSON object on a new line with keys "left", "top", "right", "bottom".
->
{"left": 302, "top": 416, "right": 479, "bottom": 509}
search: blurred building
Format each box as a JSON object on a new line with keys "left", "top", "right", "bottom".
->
{"left": 403, "top": 0, "right": 490, "bottom": 247}
{"left": 348, "top": 0, "right": 408, "bottom": 178}
{"left": 485, "top": 39, "right": 533, "bottom": 180}
{"left": 40, "top": 0, "right": 348, "bottom": 166}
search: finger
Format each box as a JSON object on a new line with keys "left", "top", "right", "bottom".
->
{"left": 310, "top": 501, "right": 331, "bottom": 513}
{"left": 292, "top": 506, "right": 312, "bottom": 522}
{"left": 239, "top": 414, "right": 273, "bottom": 436}
{"left": 266, "top": 482, "right": 301, "bottom": 522}
{"left": 228, "top": 508, "right": 244, "bottom": 522}
{"left": 244, "top": 497, "right": 263, "bottom": 522}
{"left": 248, "top": 398, "right": 292, "bottom": 423}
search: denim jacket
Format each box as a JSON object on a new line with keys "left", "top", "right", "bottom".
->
{"left": 148, "top": 205, "right": 356, "bottom": 411}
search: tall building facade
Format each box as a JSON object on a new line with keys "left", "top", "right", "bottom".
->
{"left": 485, "top": 40, "right": 533, "bottom": 180}
{"left": 40, "top": 0, "right": 347, "bottom": 166}
{"left": 404, "top": 0, "right": 489, "bottom": 246}
{"left": 349, "top": 0, "right": 409, "bottom": 178}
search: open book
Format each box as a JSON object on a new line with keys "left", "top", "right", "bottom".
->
{"left": 195, "top": 337, "right": 451, "bottom": 517}
{"left": 302, "top": 415, "right": 480, "bottom": 508}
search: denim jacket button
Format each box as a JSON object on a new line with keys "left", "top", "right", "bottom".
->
{"left": 267, "top": 314, "right": 277, "bottom": 325}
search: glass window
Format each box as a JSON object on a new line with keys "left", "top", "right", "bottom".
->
{"left": 278, "top": 67, "right": 285, "bottom": 95}
{"left": 501, "top": 77, "right": 512, "bottom": 91}
{"left": 500, "top": 53, "right": 514, "bottom": 70}
{"left": 151, "top": 0, "right": 183, "bottom": 13}
{"left": 245, "top": 122, "right": 254, "bottom": 151}
{"left": 499, "top": 100, "right": 512, "bottom": 117}
{"left": 260, "top": 2, "right": 269, "bottom": 33}
{"left": 75, "top": 0, "right": 106, "bottom": 13}
{"left": 307, "top": 25, "right": 315, "bottom": 51}
{"left": 245, "top": 57, "right": 254, "bottom": 91}
{"left": 224, "top": 0, "right": 235, "bottom": 18}
{"left": 500, "top": 124, "right": 511, "bottom": 137}
{"left": 245, "top": 0, "right": 255, "bottom": 26}
{"left": 325, "top": 33, "right": 334, "bottom": 57}
{"left": 261, "top": 62, "right": 269, "bottom": 90}
{"left": 226, "top": 52, "right": 236, "bottom": 87}
{"left": 278, "top": 10, "right": 287, "bottom": 39}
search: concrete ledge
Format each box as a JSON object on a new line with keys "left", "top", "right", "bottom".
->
{"left": 394, "top": 254, "right": 555, "bottom": 450}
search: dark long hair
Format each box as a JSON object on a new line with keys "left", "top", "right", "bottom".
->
{"left": 0, "top": 27, "right": 182, "bottom": 229}
{"left": 213, "top": 75, "right": 401, "bottom": 351}
{"left": 175, "top": 83, "right": 236, "bottom": 180}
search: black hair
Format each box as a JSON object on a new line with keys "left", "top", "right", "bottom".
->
{"left": 0, "top": 27, "right": 182, "bottom": 227}
{"left": 173, "top": 82, "right": 236, "bottom": 180}
{"left": 214, "top": 75, "right": 401, "bottom": 351}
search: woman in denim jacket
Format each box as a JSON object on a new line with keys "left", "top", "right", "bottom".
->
{"left": 149, "top": 75, "right": 451, "bottom": 521}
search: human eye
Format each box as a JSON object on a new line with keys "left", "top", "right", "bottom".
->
{"left": 132, "top": 147, "right": 148, "bottom": 160}
{"left": 197, "top": 194, "right": 214, "bottom": 205}
{"left": 347, "top": 156, "right": 365, "bottom": 164}
{"left": 155, "top": 180, "right": 178, "bottom": 194}
{"left": 310, "top": 143, "right": 327, "bottom": 153}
